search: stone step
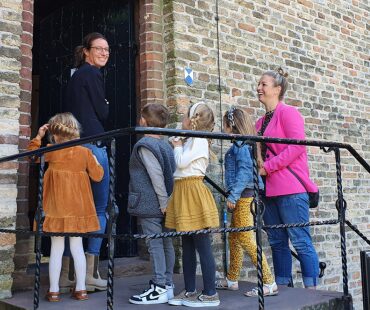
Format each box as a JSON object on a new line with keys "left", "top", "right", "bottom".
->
{"left": 2, "top": 273, "right": 349, "bottom": 310}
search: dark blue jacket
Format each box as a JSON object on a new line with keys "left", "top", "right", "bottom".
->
{"left": 224, "top": 141, "right": 264, "bottom": 204}
{"left": 65, "top": 62, "right": 109, "bottom": 137}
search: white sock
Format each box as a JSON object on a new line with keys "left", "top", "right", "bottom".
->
{"left": 49, "top": 237, "right": 65, "bottom": 292}
{"left": 69, "top": 237, "right": 86, "bottom": 291}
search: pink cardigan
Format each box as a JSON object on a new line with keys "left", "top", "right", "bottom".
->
{"left": 256, "top": 102, "right": 318, "bottom": 197}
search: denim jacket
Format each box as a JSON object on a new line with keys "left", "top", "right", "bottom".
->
{"left": 224, "top": 141, "right": 264, "bottom": 204}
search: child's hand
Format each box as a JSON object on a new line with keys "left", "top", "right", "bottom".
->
{"left": 171, "top": 139, "right": 183, "bottom": 147}
{"left": 160, "top": 207, "right": 167, "bottom": 214}
{"left": 36, "top": 124, "right": 49, "bottom": 140}
{"left": 257, "top": 159, "right": 264, "bottom": 169}
{"left": 227, "top": 200, "right": 236, "bottom": 210}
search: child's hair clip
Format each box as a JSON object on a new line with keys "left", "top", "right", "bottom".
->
{"left": 227, "top": 107, "right": 237, "bottom": 127}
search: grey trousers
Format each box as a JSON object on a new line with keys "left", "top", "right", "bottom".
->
{"left": 139, "top": 217, "right": 175, "bottom": 286}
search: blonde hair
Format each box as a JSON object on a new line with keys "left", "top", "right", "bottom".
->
{"left": 223, "top": 107, "right": 256, "bottom": 135}
{"left": 187, "top": 103, "right": 215, "bottom": 159}
{"left": 48, "top": 112, "right": 81, "bottom": 142}
{"left": 262, "top": 67, "right": 289, "bottom": 100}
{"left": 188, "top": 103, "right": 215, "bottom": 132}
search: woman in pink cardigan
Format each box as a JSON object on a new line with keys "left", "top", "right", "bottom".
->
{"left": 256, "top": 68, "right": 319, "bottom": 288}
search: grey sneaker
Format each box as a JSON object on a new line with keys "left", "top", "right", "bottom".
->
{"left": 182, "top": 292, "right": 220, "bottom": 307}
{"left": 168, "top": 289, "right": 197, "bottom": 306}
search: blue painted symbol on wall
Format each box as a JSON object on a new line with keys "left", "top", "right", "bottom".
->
{"left": 184, "top": 67, "right": 194, "bottom": 85}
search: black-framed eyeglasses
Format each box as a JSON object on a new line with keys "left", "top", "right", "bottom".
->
{"left": 90, "top": 46, "right": 111, "bottom": 54}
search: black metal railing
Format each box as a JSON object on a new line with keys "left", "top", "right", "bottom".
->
{"left": 1, "top": 126, "right": 369, "bottom": 310}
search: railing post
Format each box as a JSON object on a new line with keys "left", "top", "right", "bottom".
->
{"left": 106, "top": 138, "right": 119, "bottom": 310}
{"left": 33, "top": 156, "right": 45, "bottom": 310}
{"left": 252, "top": 142, "right": 264, "bottom": 310}
{"left": 334, "top": 148, "right": 353, "bottom": 309}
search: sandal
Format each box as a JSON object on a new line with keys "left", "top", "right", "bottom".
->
{"left": 71, "top": 288, "right": 88, "bottom": 301}
{"left": 215, "top": 278, "right": 239, "bottom": 291}
{"left": 45, "top": 291, "right": 60, "bottom": 302}
{"left": 244, "top": 282, "right": 278, "bottom": 297}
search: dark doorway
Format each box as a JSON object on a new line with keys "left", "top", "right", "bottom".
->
{"left": 31, "top": 0, "right": 138, "bottom": 257}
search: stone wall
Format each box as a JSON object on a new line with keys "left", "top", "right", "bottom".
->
{"left": 0, "top": 0, "right": 23, "bottom": 298}
{"left": 162, "top": 0, "right": 370, "bottom": 308}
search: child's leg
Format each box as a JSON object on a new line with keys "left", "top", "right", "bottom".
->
{"left": 181, "top": 235, "right": 196, "bottom": 292}
{"left": 69, "top": 237, "right": 86, "bottom": 291}
{"left": 162, "top": 224, "right": 175, "bottom": 286}
{"left": 237, "top": 198, "right": 274, "bottom": 285}
{"left": 139, "top": 218, "right": 168, "bottom": 286}
{"left": 227, "top": 209, "right": 245, "bottom": 282}
{"left": 49, "top": 236, "right": 65, "bottom": 292}
{"left": 193, "top": 234, "right": 216, "bottom": 296}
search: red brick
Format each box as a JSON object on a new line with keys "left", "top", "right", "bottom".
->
{"left": 21, "top": 32, "right": 33, "bottom": 46}
{"left": 19, "top": 126, "right": 31, "bottom": 137}
{"left": 22, "top": 0, "right": 34, "bottom": 13}
{"left": 141, "top": 70, "right": 163, "bottom": 80}
{"left": 20, "top": 56, "right": 32, "bottom": 68}
{"left": 19, "top": 79, "right": 32, "bottom": 92}
{"left": 142, "top": 52, "right": 163, "bottom": 62}
{"left": 22, "top": 11, "right": 33, "bottom": 24}
{"left": 232, "top": 88, "right": 241, "bottom": 97}
{"left": 297, "top": 0, "right": 313, "bottom": 8}
{"left": 140, "top": 42, "right": 163, "bottom": 52}
{"left": 21, "top": 21, "right": 33, "bottom": 34}
{"left": 19, "top": 102, "right": 31, "bottom": 114}
{"left": 341, "top": 27, "right": 350, "bottom": 35}
{"left": 238, "top": 23, "right": 256, "bottom": 32}
{"left": 20, "top": 45, "right": 32, "bottom": 58}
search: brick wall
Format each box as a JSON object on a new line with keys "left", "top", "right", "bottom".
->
{"left": 0, "top": 0, "right": 23, "bottom": 298}
{"left": 12, "top": 0, "right": 33, "bottom": 291}
{"left": 138, "top": 0, "right": 165, "bottom": 109}
{"left": 162, "top": 0, "right": 370, "bottom": 308}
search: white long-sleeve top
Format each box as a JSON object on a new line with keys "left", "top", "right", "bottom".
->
{"left": 173, "top": 137, "right": 209, "bottom": 179}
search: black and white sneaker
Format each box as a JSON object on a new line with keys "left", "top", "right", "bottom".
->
{"left": 129, "top": 280, "right": 168, "bottom": 304}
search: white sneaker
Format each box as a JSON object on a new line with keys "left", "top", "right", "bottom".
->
{"left": 166, "top": 284, "right": 175, "bottom": 300}
{"left": 129, "top": 280, "right": 168, "bottom": 304}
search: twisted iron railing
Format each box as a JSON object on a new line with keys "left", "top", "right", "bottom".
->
{"left": 0, "top": 127, "right": 369, "bottom": 310}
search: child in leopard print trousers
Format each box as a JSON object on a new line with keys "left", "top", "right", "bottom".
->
{"left": 215, "top": 107, "right": 278, "bottom": 297}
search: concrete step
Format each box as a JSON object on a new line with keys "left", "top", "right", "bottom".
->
{"left": 11, "top": 256, "right": 152, "bottom": 291}
{"left": 1, "top": 273, "right": 348, "bottom": 310}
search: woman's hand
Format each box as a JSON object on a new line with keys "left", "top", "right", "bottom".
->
{"left": 259, "top": 166, "right": 267, "bottom": 176}
{"left": 257, "top": 158, "right": 264, "bottom": 169}
{"left": 36, "top": 124, "right": 49, "bottom": 140}
{"left": 227, "top": 200, "right": 236, "bottom": 210}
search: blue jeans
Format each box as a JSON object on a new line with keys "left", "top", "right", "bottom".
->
{"left": 263, "top": 193, "right": 319, "bottom": 287}
{"left": 84, "top": 144, "right": 110, "bottom": 256}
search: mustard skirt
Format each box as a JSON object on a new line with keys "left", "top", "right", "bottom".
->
{"left": 165, "top": 176, "right": 219, "bottom": 232}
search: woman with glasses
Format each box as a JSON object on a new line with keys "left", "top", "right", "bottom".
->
{"left": 63, "top": 32, "right": 110, "bottom": 293}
